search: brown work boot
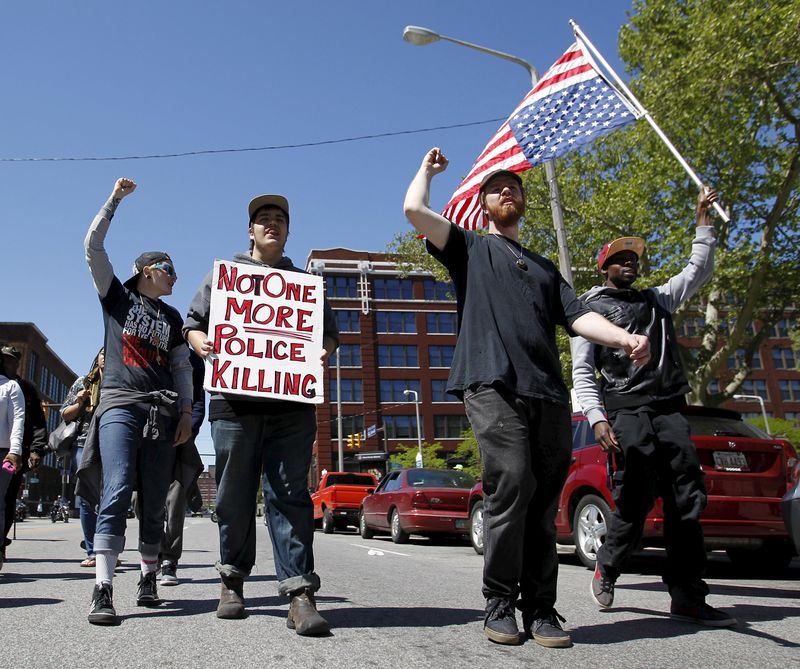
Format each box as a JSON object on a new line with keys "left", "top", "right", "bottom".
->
{"left": 216, "top": 575, "right": 245, "bottom": 619}
{"left": 287, "top": 589, "right": 330, "bottom": 635}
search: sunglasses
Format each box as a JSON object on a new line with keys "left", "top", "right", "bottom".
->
{"left": 148, "top": 262, "right": 177, "bottom": 278}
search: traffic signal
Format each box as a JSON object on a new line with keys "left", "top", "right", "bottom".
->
{"left": 346, "top": 434, "right": 354, "bottom": 449}
{"left": 354, "top": 433, "right": 362, "bottom": 449}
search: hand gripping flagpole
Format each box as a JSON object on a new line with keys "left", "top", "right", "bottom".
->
{"left": 569, "top": 20, "right": 730, "bottom": 223}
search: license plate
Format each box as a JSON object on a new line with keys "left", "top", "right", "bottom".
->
{"left": 713, "top": 451, "right": 749, "bottom": 472}
{"left": 454, "top": 519, "right": 467, "bottom": 529}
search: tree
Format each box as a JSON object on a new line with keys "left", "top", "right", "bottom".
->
{"left": 388, "top": 442, "right": 448, "bottom": 469}
{"left": 452, "top": 428, "right": 482, "bottom": 479}
{"left": 391, "top": 0, "right": 800, "bottom": 405}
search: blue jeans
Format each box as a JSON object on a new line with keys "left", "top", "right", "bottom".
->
{"left": 73, "top": 446, "right": 97, "bottom": 556}
{"left": 94, "top": 407, "right": 176, "bottom": 555}
{"left": 211, "top": 406, "right": 319, "bottom": 596}
{"left": 464, "top": 386, "right": 572, "bottom": 613}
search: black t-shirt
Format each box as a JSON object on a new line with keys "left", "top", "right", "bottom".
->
{"left": 100, "top": 276, "right": 185, "bottom": 394}
{"left": 427, "top": 224, "right": 589, "bottom": 406}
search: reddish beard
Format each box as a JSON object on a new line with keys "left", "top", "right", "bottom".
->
{"left": 484, "top": 199, "right": 524, "bottom": 228}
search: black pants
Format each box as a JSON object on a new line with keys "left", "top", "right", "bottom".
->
{"left": 598, "top": 407, "right": 709, "bottom": 606}
{"left": 464, "top": 386, "right": 572, "bottom": 613}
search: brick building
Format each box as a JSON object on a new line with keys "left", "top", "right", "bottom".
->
{"left": 306, "top": 249, "right": 466, "bottom": 481}
{"left": 0, "top": 322, "right": 78, "bottom": 507}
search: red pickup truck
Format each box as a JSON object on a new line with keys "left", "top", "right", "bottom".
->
{"left": 312, "top": 472, "right": 379, "bottom": 534}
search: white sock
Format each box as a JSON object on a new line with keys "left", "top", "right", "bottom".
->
{"left": 95, "top": 550, "right": 118, "bottom": 586}
{"left": 140, "top": 551, "right": 159, "bottom": 576}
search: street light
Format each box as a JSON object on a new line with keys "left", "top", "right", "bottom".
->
{"left": 402, "top": 25, "right": 574, "bottom": 285}
{"left": 732, "top": 394, "right": 771, "bottom": 437}
{"left": 403, "top": 389, "right": 424, "bottom": 468}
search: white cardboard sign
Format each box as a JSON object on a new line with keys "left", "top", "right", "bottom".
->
{"left": 204, "top": 260, "right": 325, "bottom": 404}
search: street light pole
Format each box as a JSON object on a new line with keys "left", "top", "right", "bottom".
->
{"left": 732, "top": 394, "right": 772, "bottom": 437}
{"left": 336, "top": 353, "right": 344, "bottom": 470}
{"left": 403, "top": 26, "right": 574, "bottom": 285}
{"left": 403, "top": 389, "right": 423, "bottom": 468}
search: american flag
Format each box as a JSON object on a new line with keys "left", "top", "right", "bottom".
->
{"left": 442, "top": 39, "right": 640, "bottom": 229}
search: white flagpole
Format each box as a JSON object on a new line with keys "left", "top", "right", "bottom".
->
{"left": 570, "top": 19, "right": 730, "bottom": 223}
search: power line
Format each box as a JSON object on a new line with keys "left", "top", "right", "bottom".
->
{"left": 0, "top": 118, "right": 505, "bottom": 163}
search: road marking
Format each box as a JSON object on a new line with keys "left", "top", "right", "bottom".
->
{"left": 349, "top": 543, "right": 408, "bottom": 557}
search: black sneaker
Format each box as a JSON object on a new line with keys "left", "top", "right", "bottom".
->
{"left": 670, "top": 602, "right": 737, "bottom": 628}
{"left": 159, "top": 562, "right": 178, "bottom": 586}
{"left": 484, "top": 597, "right": 520, "bottom": 645}
{"left": 136, "top": 572, "right": 161, "bottom": 606}
{"left": 526, "top": 609, "right": 572, "bottom": 648}
{"left": 88, "top": 583, "right": 118, "bottom": 625}
{"left": 590, "top": 566, "right": 615, "bottom": 608}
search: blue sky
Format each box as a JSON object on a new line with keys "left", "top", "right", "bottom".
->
{"left": 0, "top": 1, "right": 633, "bottom": 461}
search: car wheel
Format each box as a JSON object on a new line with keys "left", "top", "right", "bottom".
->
{"left": 322, "top": 508, "right": 335, "bottom": 534}
{"left": 573, "top": 494, "right": 611, "bottom": 570}
{"left": 359, "top": 510, "right": 374, "bottom": 539}
{"left": 726, "top": 540, "right": 794, "bottom": 573}
{"left": 390, "top": 509, "right": 409, "bottom": 544}
{"left": 470, "top": 501, "right": 484, "bottom": 555}
{"left": 211, "top": 511, "right": 218, "bottom": 523}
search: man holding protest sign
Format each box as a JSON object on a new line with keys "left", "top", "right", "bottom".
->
{"left": 184, "top": 193, "right": 338, "bottom": 635}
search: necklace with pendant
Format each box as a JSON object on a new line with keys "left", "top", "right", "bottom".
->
{"left": 491, "top": 234, "right": 528, "bottom": 271}
{"left": 139, "top": 294, "right": 162, "bottom": 347}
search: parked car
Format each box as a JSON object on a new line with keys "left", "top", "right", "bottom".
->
{"left": 781, "top": 460, "right": 800, "bottom": 554}
{"left": 468, "top": 406, "right": 797, "bottom": 570}
{"left": 359, "top": 468, "right": 476, "bottom": 543}
{"left": 312, "top": 471, "right": 378, "bottom": 534}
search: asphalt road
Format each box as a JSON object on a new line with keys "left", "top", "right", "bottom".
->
{"left": 1, "top": 516, "right": 798, "bottom": 668}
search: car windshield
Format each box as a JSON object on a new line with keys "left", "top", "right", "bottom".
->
{"left": 686, "top": 414, "right": 770, "bottom": 439}
{"left": 406, "top": 470, "right": 476, "bottom": 489}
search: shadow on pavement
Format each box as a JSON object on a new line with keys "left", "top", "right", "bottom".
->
{"left": 0, "top": 597, "right": 62, "bottom": 608}
{"left": 572, "top": 604, "right": 800, "bottom": 648}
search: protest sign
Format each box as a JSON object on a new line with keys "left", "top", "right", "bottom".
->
{"left": 204, "top": 260, "right": 325, "bottom": 404}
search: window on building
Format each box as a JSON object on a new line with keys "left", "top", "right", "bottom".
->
{"left": 331, "top": 415, "right": 365, "bottom": 439}
{"left": 27, "top": 350, "right": 38, "bottom": 383}
{"left": 379, "top": 379, "right": 421, "bottom": 402}
{"left": 423, "top": 278, "right": 454, "bottom": 301}
{"left": 376, "top": 311, "right": 416, "bottom": 333}
{"left": 774, "top": 318, "right": 797, "bottom": 338}
{"left": 373, "top": 278, "right": 413, "bottom": 300}
{"left": 384, "top": 415, "right": 418, "bottom": 439}
{"left": 377, "top": 345, "right": 418, "bottom": 367}
{"left": 40, "top": 366, "right": 50, "bottom": 397}
{"left": 429, "top": 345, "right": 455, "bottom": 368}
{"left": 426, "top": 312, "right": 457, "bottom": 334}
{"left": 779, "top": 379, "right": 800, "bottom": 402}
{"left": 335, "top": 310, "right": 360, "bottom": 333}
{"left": 679, "top": 316, "right": 705, "bottom": 337}
{"left": 329, "top": 378, "right": 363, "bottom": 402}
{"left": 783, "top": 412, "right": 800, "bottom": 426}
{"left": 739, "top": 378, "right": 769, "bottom": 400}
{"left": 329, "top": 344, "right": 361, "bottom": 368}
{"left": 771, "top": 347, "right": 796, "bottom": 370}
{"left": 431, "top": 379, "right": 459, "bottom": 402}
{"left": 325, "top": 275, "right": 359, "bottom": 298}
{"left": 727, "top": 349, "right": 762, "bottom": 370}
{"left": 434, "top": 415, "right": 471, "bottom": 439}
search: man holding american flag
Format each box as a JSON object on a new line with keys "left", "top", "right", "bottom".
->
{"left": 404, "top": 147, "right": 650, "bottom": 648}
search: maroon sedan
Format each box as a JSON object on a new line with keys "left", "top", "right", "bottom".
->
{"left": 468, "top": 406, "right": 797, "bottom": 571}
{"left": 359, "top": 468, "right": 476, "bottom": 543}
